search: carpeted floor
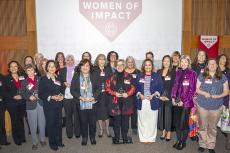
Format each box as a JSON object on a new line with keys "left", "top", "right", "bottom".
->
{"left": 0, "top": 126, "right": 227, "bottom": 153}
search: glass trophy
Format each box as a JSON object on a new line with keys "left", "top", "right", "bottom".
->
{"left": 118, "top": 87, "right": 125, "bottom": 97}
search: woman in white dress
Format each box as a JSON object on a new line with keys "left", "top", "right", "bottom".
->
{"left": 136, "top": 59, "right": 164, "bottom": 143}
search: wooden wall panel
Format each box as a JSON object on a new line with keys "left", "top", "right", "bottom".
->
{"left": 0, "top": 0, "right": 37, "bottom": 74}
{"left": 182, "top": 0, "right": 230, "bottom": 67}
{"left": 0, "top": 50, "right": 28, "bottom": 73}
{"left": 192, "top": 0, "right": 226, "bottom": 35}
{"left": 225, "top": 0, "right": 230, "bottom": 34}
{"left": 0, "top": 0, "right": 26, "bottom": 36}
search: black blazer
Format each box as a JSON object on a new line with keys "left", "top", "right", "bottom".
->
{"left": 105, "top": 64, "right": 115, "bottom": 76}
{"left": 92, "top": 67, "right": 111, "bottom": 92}
{"left": 3, "top": 74, "right": 26, "bottom": 106}
{"left": 70, "top": 72, "right": 100, "bottom": 104}
{"left": 38, "top": 75, "right": 64, "bottom": 106}
{"left": 0, "top": 74, "right": 5, "bottom": 108}
{"left": 0, "top": 74, "right": 4, "bottom": 100}
{"left": 20, "top": 76, "right": 43, "bottom": 110}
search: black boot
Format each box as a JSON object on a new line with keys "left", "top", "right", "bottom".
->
{"left": 176, "top": 141, "right": 186, "bottom": 150}
{"left": 90, "top": 137, "right": 96, "bottom": 145}
{"left": 81, "top": 137, "right": 87, "bottom": 146}
{"left": 112, "top": 137, "right": 120, "bottom": 144}
{"left": 173, "top": 141, "right": 179, "bottom": 148}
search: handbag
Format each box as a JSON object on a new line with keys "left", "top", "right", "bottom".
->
{"left": 217, "top": 106, "right": 230, "bottom": 133}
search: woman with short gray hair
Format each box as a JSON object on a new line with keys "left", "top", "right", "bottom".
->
{"left": 20, "top": 64, "right": 46, "bottom": 150}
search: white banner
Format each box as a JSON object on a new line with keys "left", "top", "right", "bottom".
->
{"left": 36, "top": 0, "right": 182, "bottom": 61}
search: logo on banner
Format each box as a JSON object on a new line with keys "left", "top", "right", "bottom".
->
{"left": 200, "top": 36, "right": 218, "bottom": 49}
{"left": 79, "top": 0, "right": 142, "bottom": 41}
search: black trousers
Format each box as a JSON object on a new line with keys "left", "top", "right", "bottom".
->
{"left": 131, "top": 106, "right": 137, "bottom": 130}
{"left": 0, "top": 102, "right": 7, "bottom": 144}
{"left": 7, "top": 104, "right": 26, "bottom": 144}
{"left": 174, "top": 107, "right": 191, "bottom": 143}
{"left": 113, "top": 115, "right": 129, "bottom": 139}
{"left": 63, "top": 99, "right": 80, "bottom": 138}
{"left": 79, "top": 108, "right": 96, "bottom": 139}
{"left": 44, "top": 103, "right": 62, "bottom": 148}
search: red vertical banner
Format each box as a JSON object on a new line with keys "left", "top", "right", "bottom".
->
{"left": 198, "top": 36, "right": 219, "bottom": 58}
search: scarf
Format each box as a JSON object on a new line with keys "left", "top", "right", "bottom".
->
{"left": 66, "top": 66, "right": 75, "bottom": 84}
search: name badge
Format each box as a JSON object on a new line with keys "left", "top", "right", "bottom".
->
{"left": 139, "top": 78, "right": 145, "bottom": 83}
{"left": 54, "top": 80, "right": 61, "bottom": 86}
{"left": 182, "top": 80, "right": 189, "bottom": 86}
{"left": 100, "top": 72, "right": 105, "bottom": 76}
{"left": 0, "top": 81, "right": 2, "bottom": 87}
{"left": 27, "top": 83, "right": 34, "bottom": 90}
{"left": 205, "top": 79, "right": 212, "bottom": 84}
{"left": 165, "top": 76, "right": 171, "bottom": 81}
{"left": 124, "top": 79, "right": 130, "bottom": 84}
{"left": 200, "top": 69, "right": 204, "bottom": 73}
{"left": 132, "top": 74, "right": 137, "bottom": 78}
{"left": 19, "top": 76, "right": 25, "bottom": 80}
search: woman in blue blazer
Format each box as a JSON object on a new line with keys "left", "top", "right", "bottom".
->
{"left": 136, "top": 59, "right": 164, "bottom": 143}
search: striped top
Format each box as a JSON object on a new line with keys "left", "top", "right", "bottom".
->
{"left": 144, "top": 75, "right": 151, "bottom": 96}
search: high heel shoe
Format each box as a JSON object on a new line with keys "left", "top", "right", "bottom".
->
{"left": 98, "top": 129, "right": 103, "bottom": 138}
{"left": 160, "top": 136, "right": 165, "bottom": 140}
{"left": 106, "top": 129, "right": 111, "bottom": 137}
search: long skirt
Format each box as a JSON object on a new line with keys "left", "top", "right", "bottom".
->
{"left": 138, "top": 99, "right": 158, "bottom": 142}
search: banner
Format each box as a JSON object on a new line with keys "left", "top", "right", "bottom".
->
{"left": 198, "top": 35, "right": 219, "bottom": 58}
{"left": 36, "top": 0, "right": 182, "bottom": 61}
{"left": 79, "top": 0, "right": 142, "bottom": 41}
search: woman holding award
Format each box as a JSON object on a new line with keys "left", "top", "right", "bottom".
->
{"left": 157, "top": 55, "right": 173, "bottom": 141}
{"left": 105, "top": 59, "right": 135, "bottom": 144}
{"left": 70, "top": 59, "right": 100, "bottom": 146}
{"left": 38, "top": 60, "right": 64, "bottom": 151}
{"left": 136, "top": 59, "right": 164, "bottom": 143}
{"left": 20, "top": 64, "right": 46, "bottom": 150}
{"left": 171, "top": 55, "right": 197, "bottom": 150}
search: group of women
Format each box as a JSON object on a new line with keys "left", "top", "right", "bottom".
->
{"left": 0, "top": 50, "right": 229, "bottom": 153}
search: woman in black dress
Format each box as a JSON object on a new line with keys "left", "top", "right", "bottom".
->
{"left": 38, "top": 60, "right": 64, "bottom": 151}
{"left": 191, "top": 50, "right": 208, "bottom": 76}
{"left": 190, "top": 50, "right": 208, "bottom": 141}
{"left": 94, "top": 54, "right": 111, "bottom": 137}
{"left": 170, "top": 51, "right": 181, "bottom": 131}
{"left": 157, "top": 55, "right": 173, "bottom": 141}
{"left": 216, "top": 54, "right": 230, "bottom": 150}
{"left": 125, "top": 56, "right": 140, "bottom": 135}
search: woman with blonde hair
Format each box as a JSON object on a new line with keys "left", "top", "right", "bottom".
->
{"left": 93, "top": 54, "right": 111, "bottom": 137}
{"left": 125, "top": 56, "right": 140, "bottom": 135}
{"left": 171, "top": 55, "right": 197, "bottom": 150}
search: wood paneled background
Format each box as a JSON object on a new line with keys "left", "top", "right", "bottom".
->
{"left": 0, "top": 0, "right": 37, "bottom": 74}
{"left": 182, "top": 0, "right": 230, "bottom": 64}
{"left": 0, "top": 0, "right": 229, "bottom": 75}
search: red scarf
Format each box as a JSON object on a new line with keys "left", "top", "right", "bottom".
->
{"left": 27, "top": 76, "right": 36, "bottom": 90}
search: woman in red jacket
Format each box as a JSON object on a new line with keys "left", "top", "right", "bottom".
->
{"left": 106, "top": 59, "right": 135, "bottom": 144}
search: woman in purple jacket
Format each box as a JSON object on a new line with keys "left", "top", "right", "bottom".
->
{"left": 171, "top": 55, "right": 197, "bottom": 150}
